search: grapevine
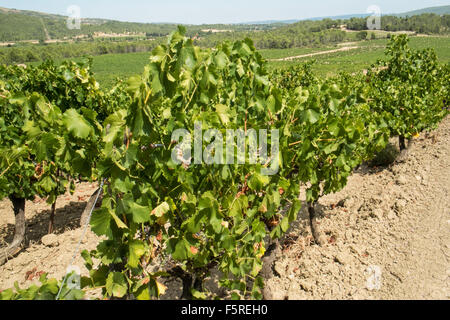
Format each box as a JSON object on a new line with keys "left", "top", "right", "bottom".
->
{"left": 0, "top": 32, "right": 448, "bottom": 300}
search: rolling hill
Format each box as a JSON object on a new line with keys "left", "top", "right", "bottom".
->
{"left": 398, "top": 5, "right": 450, "bottom": 17}
{"left": 0, "top": 5, "right": 449, "bottom": 42}
{"left": 240, "top": 5, "right": 450, "bottom": 25}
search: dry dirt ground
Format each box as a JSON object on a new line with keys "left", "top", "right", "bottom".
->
{"left": 0, "top": 116, "right": 449, "bottom": 300}
{"left": 0, "top": 182, "right": 100, "bottom": 291}
{"left": 266, "top": 115, "right": 450, "bottom": 300}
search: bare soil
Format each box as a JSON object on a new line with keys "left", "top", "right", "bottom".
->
{"left": 265, "top": 115, "right": 450, "bottom": 300}
{"left": 0, "top": 182, "right": 99, "bottom": 290}
{"left": 0, "top": 116, "right": 449, "bottom": 300}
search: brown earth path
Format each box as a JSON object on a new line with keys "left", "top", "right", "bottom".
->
{"left": 269, "top": 46, "right": 359, "bottom": 61}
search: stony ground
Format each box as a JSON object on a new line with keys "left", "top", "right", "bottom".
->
{"left": 265, "top": 115, "right": 450, "bottom": 300}
{"left": 0, "top": 182, "right": 100, "bottom": 291}
{"left": 0, "top": 116, "right": 449, "bottom": 300}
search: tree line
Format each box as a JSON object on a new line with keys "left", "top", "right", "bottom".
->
{"left": 0, "top": 39, "right": 163, "bottom": 65}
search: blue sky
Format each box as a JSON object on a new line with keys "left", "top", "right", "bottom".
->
{"left": 0, "top": 0, "right": 449, "bottom": 24}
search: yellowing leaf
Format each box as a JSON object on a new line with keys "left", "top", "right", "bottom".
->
{"left": 215, "top": 104, "right": 230, "bottom": 125}
{"left": 151, "top": 202, "right": 170, "bottom": 217}
{"left": 259, "top": 204, "right": 267, "bottom": 213}
{"left": 109, "top": 210, "right": 128, "bottom": 229}
{"left": 155, "top": 280, "right": 167, "bottom": 296}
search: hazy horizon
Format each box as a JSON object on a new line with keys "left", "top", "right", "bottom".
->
{"left": 0, "top": 0, "right": 449, "bottom": 24}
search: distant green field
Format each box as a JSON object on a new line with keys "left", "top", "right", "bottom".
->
{"left": 30, "top": 51, "right": 152, "bottom": 89}
{"left": 265, "top": 36, "right": 450, "bottom": 77}
{"left": 408, "top": 36, "right": 450, "bottom": 60}
{"left": 89, "top": 47, "right": 340, "bottom": 87}
{"left": 88, "top": 52, "right": 151, "bottom": 88}
{"left": 265, "top": 45, "right": 386, "bottom": 75}
{"left": 44, "top": 35, "right": 449, "bottom": 88}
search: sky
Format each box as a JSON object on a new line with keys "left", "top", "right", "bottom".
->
{"left": 0, "top": 0, "right": 449, "bottom": 24}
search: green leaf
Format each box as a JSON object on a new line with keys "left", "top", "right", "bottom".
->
{"left": 229, "top": 196, "right": 247, "bottom": 217}
{"left": 248, "top": 173, "right": 270, "bottom": 191}
{"left": 214, "top": 51, "right": 229, "bottom": 69}
{"left": 0, "top": 288, "right": 14, "bottom": 300}
{"left": 128, "top": 240, "right": 146, "bottom": 268}
{"left": 113, "top": 177, "right": 134, "bottom": 194}
{"left": 191, "top": 289, "right": 207, "bottom": 300}
{"left": 270, "top": 225, "right": 282, "bottom": 239}
{"left": 231, "top": 292, "right": 241, "bottom": 300}
{"left": 90, "top": 208, "right": 112, "bottom": 236}
{"left": 81, "top": 250, "right": 93, "bottom": 270}
{"left": 304, "top": 109, "right": 320, "bottom": 124}
{"left": 323, "top": 142, "right": 340, "bottom": 155}
{"left": 127, "top": 75, "right": 143, "bottom": 92}
{"left": 168, "top": 239, "right": 189, "bottom": 261}
{"left": 328, "top": 121, "right": 340, "bottom": 136}
{"left": 280, "top": 217, "right": 289, "bottom": 232}
{"left": 167, "top": 72, "right": 176, "bottom": 82}
{"left": 109, "top": 209, "right": 128, "bottom": 230}
{"left": 134, "top": 282, "right": 150, "bottom": 300}
{"left": 266, "top": 95, "right": 278, "bottom": 113}
{"left": 9, "top": 94, "right": 27, "bottom": 106}
{"left": 215, "top": 104, "right": 230, "bottom": 125}
{"left": 129, "top": 202, "right": 151, "bottom": 223}
{"left": 184, "top": 212, "right": 205, "bottom": 233}
{"left": 150, "top": 46, "right": 167, "bottom": 63}
{"left": 63, "top": 109, "right": 93, "bottom": 139}
{"left": 106, "top": 272, "right": 128, "bottom": 298}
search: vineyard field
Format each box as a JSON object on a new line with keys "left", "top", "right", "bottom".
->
{"left": 267, "top": 36, "right": 450, "bottom": 75}
{"left": 35, "top": 36, "right": 450, "bottom": 88}
{"left": 0, "top": 2, "right": 449, "bottom": 302}
{"left": 2, "top": 116, "right": 449, "bottom": 299}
